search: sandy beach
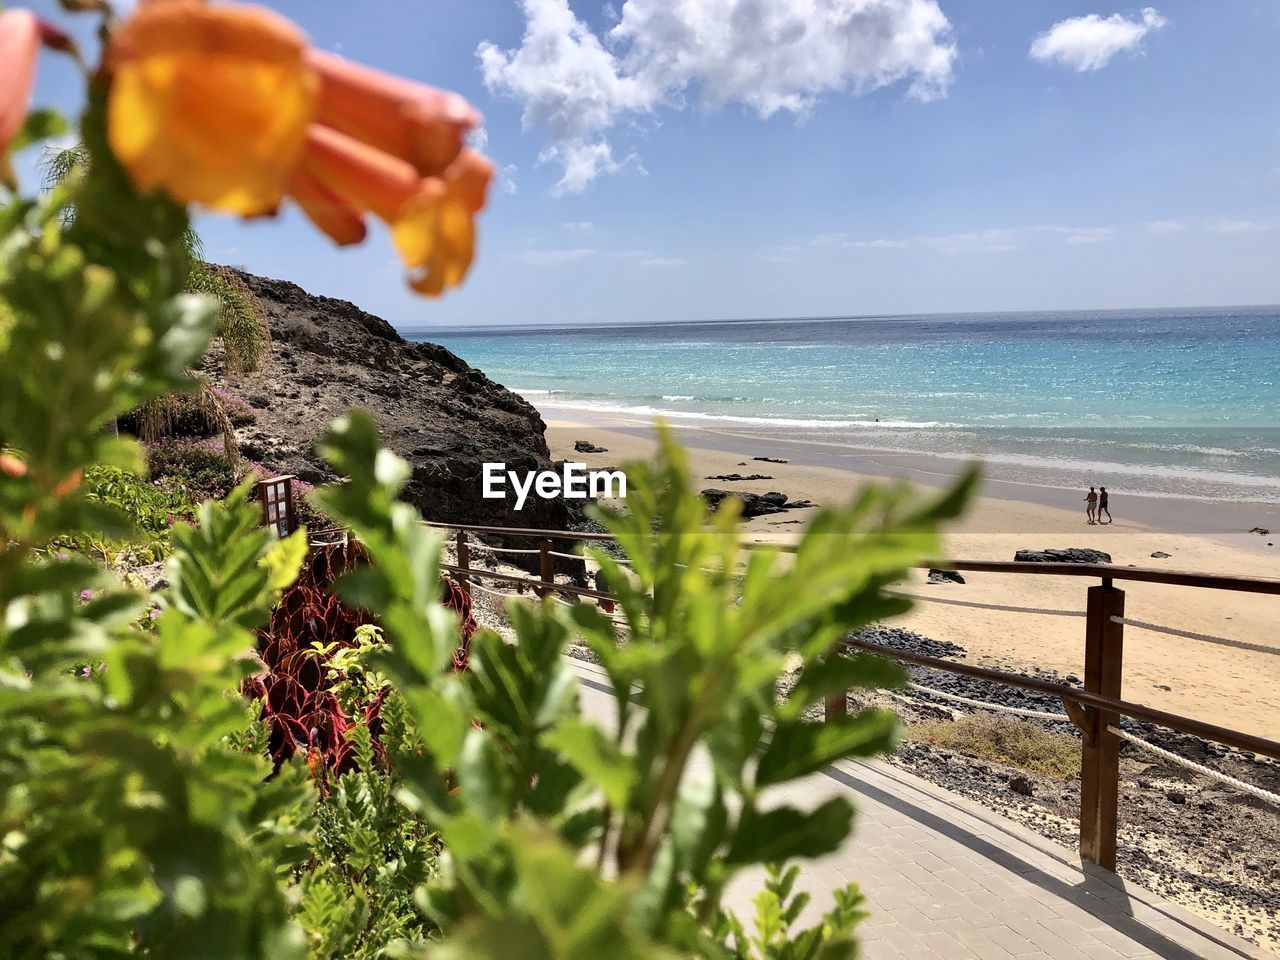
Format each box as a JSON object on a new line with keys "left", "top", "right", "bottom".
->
{"left": 544, "top": 412, "right": 1280, "bottom": 742}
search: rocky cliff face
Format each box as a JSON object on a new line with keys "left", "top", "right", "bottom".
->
{"left": 203, "top": 270, "right": 576, "bottom": 533}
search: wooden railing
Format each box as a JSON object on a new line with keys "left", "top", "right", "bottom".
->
{"left": 428, "top": 521, "right": 1280, "bottom": 872}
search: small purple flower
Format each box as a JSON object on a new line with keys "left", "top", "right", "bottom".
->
{"left": 79, "top": 589, "right": 93, "bottom": 602}
{"left": 149, "top": 607, "right": 161, "bottom": 620}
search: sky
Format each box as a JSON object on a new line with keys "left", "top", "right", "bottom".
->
{"left": 16, "top": 0, "right": 1280, "bottom": 328}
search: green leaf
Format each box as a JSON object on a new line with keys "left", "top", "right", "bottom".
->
{"left": 261, "top": 526, "right": 307, "bottom": 591}
{"left": 9, "top": 109, "right": 70, "bottom": 153}
{"left": 756, "top": 710, "right": 900, "bottom": 787}
{"left": 726, "top": 797, "right": 855, "bottom": 865}
{"left": 456, "top": 726, "right": 515, "bottom": 822}
{"left": 783, "top": 653, "right": 907, "bottom": 719}
{"left": 543, "top": 718, "right": 636, "bottom": 810}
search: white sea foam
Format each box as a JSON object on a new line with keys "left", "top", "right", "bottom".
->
{"left": 661, "top": 395, "right": 694, "bottom": 401}
{"left": 533, "top": 397, "right": 958, "bottom": 430}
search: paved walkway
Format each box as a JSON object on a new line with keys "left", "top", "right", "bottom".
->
{"left": 569, "top": 657, "right": 1268, "bottom": 960}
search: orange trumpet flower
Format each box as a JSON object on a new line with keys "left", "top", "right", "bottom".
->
{"left": 305, "top": 49, "right": 479, "bottom": 178}
{"left": 295, "top": 127, "right": 492, "bottom": 296}
{"left": 104, "top": 1, "right": 492, "bottom": 296}
{"left": 106, "top": 1, "right": 317, "bottom": 216}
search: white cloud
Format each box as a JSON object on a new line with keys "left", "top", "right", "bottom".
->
{"left": 562, "top": 221, "right": 595, "bottom": 233}
{"left": 637, "top": 256, "right": 688, "bottom": 267}
{"left": 1030, "top": 7, "right": 1166, "bottom": 72}
{"left": 479, "top": 0, "right": 956, "bottom": 192}
{"left": 1036, "top": 224, "right": 1114, "bottom": 245}
{"left": 922, "top": 228, "right": 1023, "bottom": 255}
{"left": 515, "top": 247, "right": 599, "bottom": 265}
{"left": 1148, "top": 219, "right": 1186, "bottom": 234}
{"left": 844, "top": 224, "right": 1115, "bottom": 254}
{"left": 1203, "top": 218, "right": 1269, "bottom": 234}
{"left": 539, "top": 140, "right": 623, "bottom": 194}
{"left": 846, "top": 238, "right": 911, "bottom": 249}
{"left": 496, "top": 163, "right": 519, "bottom": 195}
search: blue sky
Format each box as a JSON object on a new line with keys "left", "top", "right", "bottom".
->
{"left": 16, "top": 1, "right": 1280, "bottom": 328}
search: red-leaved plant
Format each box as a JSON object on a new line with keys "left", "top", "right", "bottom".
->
{"left": 245, "top": 540, "right": 475, "bottom": 784}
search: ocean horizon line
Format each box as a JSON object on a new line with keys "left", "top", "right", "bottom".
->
{"left": 402, "top": 301, "right": 1280, "bottom": 338}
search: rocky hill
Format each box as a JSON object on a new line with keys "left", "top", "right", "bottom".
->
{"left": 202, "top": 270, "right": 577, "bottom": 534}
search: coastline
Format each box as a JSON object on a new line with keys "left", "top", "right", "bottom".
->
{"left": 541, "top": 408, "right": 1280, "bottom": 741}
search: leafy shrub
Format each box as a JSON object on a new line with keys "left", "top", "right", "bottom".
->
{"left": 45, "top": 465, "right": 198, "bottom": 565}
{"left": 296, "top": 724, "right": 440, "bottom": 959}
{"left": 311, "top": 411, "right": 973, "bottom": 959}
{"left": 84, "top": 464, "right": 196, "bottom": 534}
{"left": 119, "top": 384, "right": 256, "bottom": 439}
{"left": 246, "top": 540, "right": 476, "bottom": 784}
{"left": 147, "top": 437, "right": 239, "bottom": 501}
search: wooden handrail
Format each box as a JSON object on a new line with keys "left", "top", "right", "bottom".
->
{"left": 441, "top": 518, "right": 1279, "bottom": 874}
{"left": 442, "top": 564, "right": 617, "bottom": 603}
{"left": 932, "top": 559, "right": 1280, "bottom": 595}
{"left": 429, "top": 520, "right": 1280, "bottom": 595}
{"left": 426, "top": 521, "right": 616, "bottom": 541}
{"left": 843, "top": 636, "right": 1280, "bottom": 762}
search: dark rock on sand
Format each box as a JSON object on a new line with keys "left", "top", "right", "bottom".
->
{"left": 1014, "top": 548, "right": 1112, "bottom": 564}
{"left": 706, "top": 473, "right": 774, "bottom": 481}
{"left": 700, "top": 489, "right": 812, "bottom": 518}
{"left": 1150, "top": 551, "right": 1172, "bottom": 559}
{"left": 701, "top": 489, "right": 787, "bottom": 517}
{"left": 753, "top": 456, "right": 788, "bottom": 464}
{"left": 1249, "top": 527, "right": 1270, "bottom": 535}
{"left": 928, "top": 568, "right": 966, "bottom": 584}
{"left": 204, "top": 270, "right": 578, "bottom": 544}
{"left": 574, "top": 440, "right": 608, "bottom": 453}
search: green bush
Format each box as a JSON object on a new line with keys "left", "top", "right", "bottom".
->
{"left": 118, "top": 386, "right": 255, "bottom": 441}
{"left": 44, "top": 464, "right": 199, "bottom": 565}
{"left": 147, "top": 438, "right": 239, "bottom": 502}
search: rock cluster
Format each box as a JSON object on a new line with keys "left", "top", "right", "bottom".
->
{"left": 203, "top": 270, "right": 577, "bottom": 536}
{"left": 700, "top": 489, "right": 812, "bottom": 517}
{"left": 1014, "top": 547, "right": 1112, "bottom": 564}
{"left": 573, "top": 440, "right": 607, "bottom": 453}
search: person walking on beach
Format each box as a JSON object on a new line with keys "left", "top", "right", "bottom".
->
{"left": 1098, "top": 486, "right": 1112, "bottom": 524}
{"left": 1084, "top": 486, "right": 1098, "bottom": 523}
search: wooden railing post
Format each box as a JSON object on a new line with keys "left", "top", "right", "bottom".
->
{"left": 456, "top": 530, "right": 470, "bottom": 599}
{"left": 1080, "top": 580, "right": 1125, "bottom": 871}
{"left": 539, "top": 539, "right": 554, "bottom": 601}
{"left": 825, "top": 644, "right": 849, "bottom": 723}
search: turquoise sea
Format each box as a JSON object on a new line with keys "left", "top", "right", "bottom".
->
{"left": 420, "top": 307, "right": 1280, "bottom": 504}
